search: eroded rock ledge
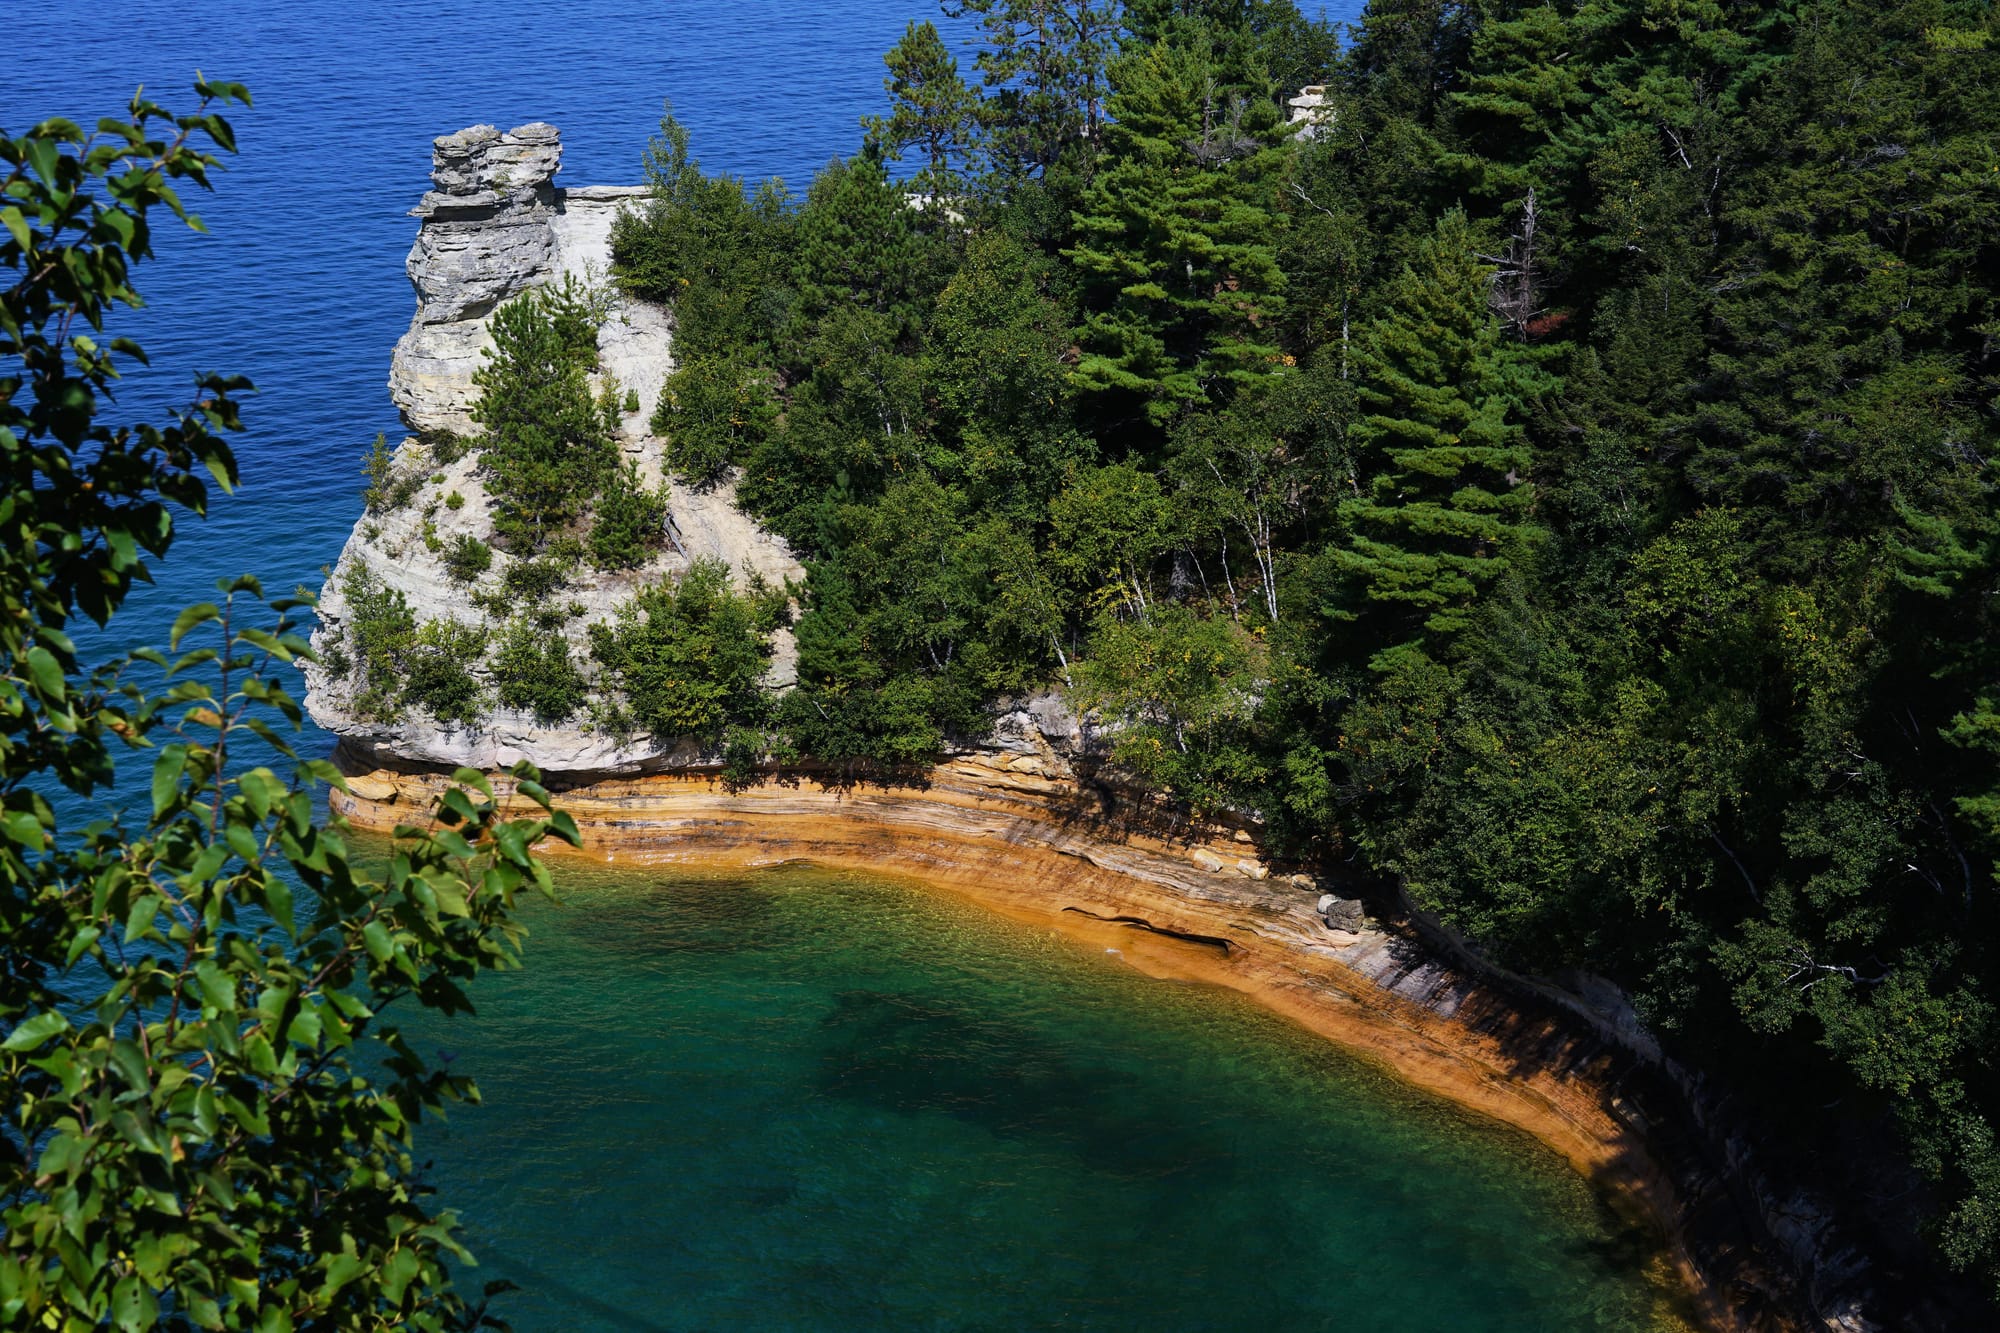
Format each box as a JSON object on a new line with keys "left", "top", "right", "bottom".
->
{"left": 327, "top": 745, "right": 1852, "bottom": 1333}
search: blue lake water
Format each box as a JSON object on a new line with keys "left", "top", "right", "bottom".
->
{"left": 10, "top": 4, "right": 1689, "bottom": 1328}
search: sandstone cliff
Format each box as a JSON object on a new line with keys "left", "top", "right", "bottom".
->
{"left": 305, "top": 122, "right": 804, "bottom": 776}
{"left": 306, "top": 118, "right": 1875, "bottom": 1333}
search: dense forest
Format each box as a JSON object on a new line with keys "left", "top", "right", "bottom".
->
{"left": 596, "top": 0, "right": 2000, "bottom": 1303}
{"left": 380, "top": 0, "right": 2000, "bottom": 1307}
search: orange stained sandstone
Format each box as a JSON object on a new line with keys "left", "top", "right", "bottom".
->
{"left": 332, "top": 752, "right": 1774, "bottom": 1332}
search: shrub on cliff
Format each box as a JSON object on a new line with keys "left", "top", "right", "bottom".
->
{"left": 588, "top": 460, "right": 669, "bottom": 569}
{"left": 472, "top": 278, "right": 617, "bottom": 551}
{"left": 443, "top": 531, "right": 493, "bottom": 584}
{"left": 402, "top": 617, "right": 488, "bottom": 725}
{"left": 360, "top": 430, "right": 422, "bottom": 512}
{"left": 500, "top": 553, "right": 570, "bottom": 602}
{"left": 494, "top": 617, "right": 589, "bottom": 724}
{"left": 653, "top": 353, "right": 778, "bottom": 486}
{"left": 342, "top": 560, "right": 418, "bottom": 720}
{"left": 612, "top": 103, "right": 795, "bottom": 359}
{"left": 1, "top": 82, "right": 573, "bottom": 1330}
{"left": 588, "top": 559, "right": 775, "bottom": 741}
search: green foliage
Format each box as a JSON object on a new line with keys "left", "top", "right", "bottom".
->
{"left": 600, "top": 6, "right": 2000, "bottom": 1301}
{"left": 341, "top": 561, "right": 417, "bottom": 721}
{"left": 1337, "top": 209, "right": 1538, "bottom": 647}
{"left": 2, "top": 83, "right": 576, "bottom": 1330}
{"left": 341, "top": 565, "right": 487, "bottom": 725}
{"left": 401, "top": 618, "right": 487, "bottom": 725}
{"left": 654, "top": 353, "right": 777, "bottom": 485}
{"left": 613, "top": 104, "right": 795, "bottom": 357}
{"left": 500, "top": 555, "right": 569, "bottom": 603}
{"left": 924, "top": 231, "right": 1092, "bottom": 515}
{"left": 951, "top": 0, "right": 1124, "bottom": 182}
{"left": 423, "top": 428, "right": 472, "bottom": 465}
{"left": 864, "top": 20, "right": 984, "bottom": 198}
{"left": 1077, "top": 606, "right": 1268, "bottom": 809}
{"left": 471, "top": 278, "right": 617, "bottom": 550}
{"left": 1047, "top": 462, "right": 1171, "bottom": 616}
{"left": 588, "top": 559, "right": 774, "bottom": 741}
{"left": 361, "top": 432, "right": 421, "bottom": 512}
{"left": 788, "top": 154, "right": 949, "bottom": 337}
{"left": 1067, "top": 24, "right": 1290, "bottom": 428}
{"left": 588, "top": 460, "right": 668, "bottom": 569}
{"left": 493, "top": 617, "right": 589, "bottom": 724}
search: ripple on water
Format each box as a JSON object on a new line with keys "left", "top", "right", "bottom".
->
{"left": 406, "top": 864, "right": 1693, "bottom": 1333}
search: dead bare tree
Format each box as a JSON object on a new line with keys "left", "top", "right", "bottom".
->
{"left": 1479, "top": 189, "right": 1545, "bottom": 339}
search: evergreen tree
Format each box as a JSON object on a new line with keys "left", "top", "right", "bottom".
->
{"left": 864, "top": 20, "right": 984, "bottom": 199}
{"left": 1337, "top": 209, "right": 1536, "bottom": 644}
{"left": 924, "top": 231, "right": 1091, "bottom": 515}
{"left": 1067, "top": 27, "right": 1289, "bottom": 429}
{"left": 787, "top": 155, "right": 945, "bottom": 335}
{"left": 472, "top": 281, "right": 617, "bottom": 551}
{"left": 949, "top": 0, "right": 1125, "bottom": 180}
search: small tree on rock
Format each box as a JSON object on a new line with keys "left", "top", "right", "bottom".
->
{"left": 864, "top": 20, "right": 984, "bottom": 200}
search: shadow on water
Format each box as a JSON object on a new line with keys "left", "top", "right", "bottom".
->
{"left": 552, "top": 872, "right": 791, "bottom": 959}
{"left": 1364, "top": 929, "right": 1758, "bottom": 1329}
{"left": 471, "top": 1246, "right": 673, "bottom": 1332}
{"left": 813, "top": 989, "right": 1236, "bottom": 1189}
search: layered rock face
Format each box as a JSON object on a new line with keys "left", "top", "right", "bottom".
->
{"left": 307, "top": 122, "right": 803, "bottom": 777}
{"left": 386, "top": 122, "right": 665, "bottom": 437}
{"left": 390, "top": 123, "right": 556, "bottom": 435}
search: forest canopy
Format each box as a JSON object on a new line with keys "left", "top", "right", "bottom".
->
{"left": 609, "top": 0, "right": 2000, "bottom": 1306}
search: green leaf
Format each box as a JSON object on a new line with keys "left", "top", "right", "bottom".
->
{"left": 64, "top": 925, "right": 100, "bottom": 968}
{"left": 224, "top": 820, "right": 261, "bottom": 864}
{"left": 238, "top": 767, "right": 282, "bottom": 818}
{"left": 321, "top": 1249, "right": 367, "bottom": 1296}
{"left": 2, "top": 1009, "right": 70, "bottom": 1051}
{"left": 195, "top": 960, "right": 235, "bottom": 1013}
{"left": 243, "top": 1032, "right": 277, "bottom": 1076}
{"left": 430, "top": 879, "right": 470, "bottom": 918}
{"left": 112, "top": 1272, "right": 157, "bottom": 1332}
{"left": 1, "top": 808, "right": 47, "bottom": 850}
{"left": 203, "top": 454, "right": 237, "bottom": 494}
{"left": 265, "top": 878, "right": 296, "bottom": 936}
{"left": 362, "top": 919, "right": 395, "bottom": 962}
{"left": 170, "top": 602, "right": 222, "bottom": 650}
{"left": 152, "top": 744, "right": 189, "bottom": 818}
{"left": 0, "top": 205, "right": 30, "bottom": 250}
{"left": 124, "top": 893, "right": 162, "bottom": 943}
{"left": 23, "top": 646, "right": 65, "bottom": 700}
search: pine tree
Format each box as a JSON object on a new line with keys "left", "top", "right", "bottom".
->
{"left": 1066, "top": 27, "right": 1288, "bottom": 429}
{"left": 865, "top": 21, "right": 983, "bottom": 200}
{"left": 789, "top": 155, "right": 944, "bottom": 335}
{"left": 472, "top": 280, "right": 617, "bottom": 551}
{"left": 1337, "top": 209, "right": 1535, "bottom": 644}
{"left": 949, "top": 0, "right": 1124, "bottom": 179}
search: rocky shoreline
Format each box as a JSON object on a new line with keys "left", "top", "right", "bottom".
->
{"left": 325, "top": 744, "right": 1858, "bottom": 1333}
{"left": 305, "top": 119, "right": 1877, "bottom": 1333}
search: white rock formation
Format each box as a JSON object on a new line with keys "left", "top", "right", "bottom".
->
{"left": 1288, "top": 85, "right": 1333, "bottom": 141}
{"left": 385, "top": 124, "right": 662, "bottom": 438}
{"left": 307, "top": 122, "right": 806, "bottom": 778}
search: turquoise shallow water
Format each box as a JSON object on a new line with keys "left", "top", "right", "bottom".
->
{"left": 405, "top": 862, "right": 1685, "bottom": 1332}
{"left": 14, "top": 3, "right": 1681, "bottom": 1325}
